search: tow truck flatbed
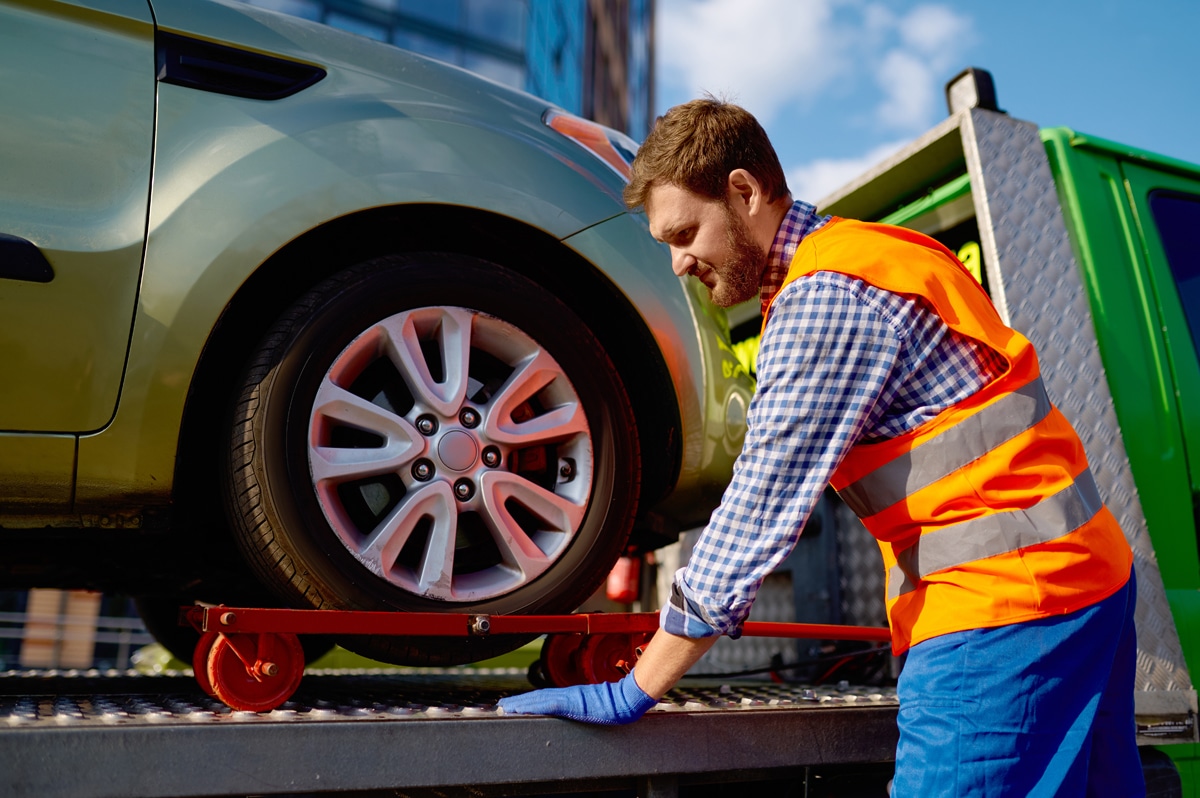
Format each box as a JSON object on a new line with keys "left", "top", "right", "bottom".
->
{"left": 1, "top": 668, "right": 899, "bottom": 798}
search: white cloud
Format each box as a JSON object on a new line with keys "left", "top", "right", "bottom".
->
{"left": 875, "top": 50, "right": 937, "bottom": 129}
{"left": 657, "top": 0, "right": 975, "bottom": 133}
{"left": 787, "top": 139, "right": 910, "bottom": 204}
{"left": 898, "top": 4, "right": 974, "bottom": 60}
{"left": 875, "top": 4, "right": 975, "bottom": 130}
{"left": 657, "top": 0, "right": 851, "bottom": 124}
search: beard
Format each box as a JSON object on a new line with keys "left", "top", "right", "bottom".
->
{"left": 703, "top": 203, "right": 766, "bottom": 308}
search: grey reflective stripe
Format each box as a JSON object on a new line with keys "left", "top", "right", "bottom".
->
{"left": 886, "top": 468, "right": 1105, "bottom": 600}
{"left": 839, "top": 378, "right": 1051, "bottom": 519}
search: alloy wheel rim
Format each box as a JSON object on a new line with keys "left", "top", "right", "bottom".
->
{"left": 307, "top": 306, "right": 593, "bottom": 602}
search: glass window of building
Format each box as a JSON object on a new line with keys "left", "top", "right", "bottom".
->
{"left": 465, "top": 0, "right": 527, "bottom": 50}
{"left": 244, "top": 0, "right": 322, "bottom": 21}
{"left": 327, "top": 11, "right": 389, "bottom": 41}
{"left": 398, "top": 0, "right": 463, "bottom": 28}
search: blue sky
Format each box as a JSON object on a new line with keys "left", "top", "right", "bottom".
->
{"left": 655, "top": 0, "right": 1200, "bottom": 203}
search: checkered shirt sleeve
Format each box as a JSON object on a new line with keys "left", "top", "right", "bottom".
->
{"left": 660, "top": 272, "right": 1003, "bottom": 638}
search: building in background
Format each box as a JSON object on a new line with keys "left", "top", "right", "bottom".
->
{"left": 238, "top": 0, "right": 655, "bottom": 139}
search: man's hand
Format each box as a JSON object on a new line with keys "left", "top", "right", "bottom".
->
{"left": 497, "top": 670, "right": 656, "bottom": 725}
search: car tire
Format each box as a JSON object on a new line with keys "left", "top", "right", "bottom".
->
{"left": 223, "top": 253, "right": 640, "bottom": 666}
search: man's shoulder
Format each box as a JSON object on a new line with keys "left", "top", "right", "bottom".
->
{"left": 809, "top": 217, "right": 954, "bottom": 259}
{"left": 772, "top": 270, "right": 920, "bottom": 335}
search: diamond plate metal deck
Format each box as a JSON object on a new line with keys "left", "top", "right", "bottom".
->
{"left": 0, "top": 668, "right": 899, "bottom": 798}
{"left": 0, "top": 667, "right": 899, "bottom": 730}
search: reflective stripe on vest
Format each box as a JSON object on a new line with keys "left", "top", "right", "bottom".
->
{"left": 885, "top": 467, "right": 1104, "bottom": 600}
{"left": 838, "top": 377, "right": 1052, "bottom": 519}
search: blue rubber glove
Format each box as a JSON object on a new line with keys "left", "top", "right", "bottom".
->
{"left": 497, "top": 670, "right": 656, "bottom": 725}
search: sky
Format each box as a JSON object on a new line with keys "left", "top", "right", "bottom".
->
{"left": 654, "top": 0, "right": 1200, "bottom": 204}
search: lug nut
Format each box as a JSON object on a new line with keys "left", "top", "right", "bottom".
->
{"left": 482, "top": 446, "right": 501, "bottom": 468}
{"left": 416, "top": 415, "right": 438, "bottom": 436}
{"left": 459, "top": 407, "right": 480, "bottom": 428}
{"left": 412, "top": 459, "right": 435, "bottom": 481}
{"left": 559, "top": 458, "right": 575, "bottom": 480}
{"left": 453, "top": 478, "right": 475, "bottom": 501}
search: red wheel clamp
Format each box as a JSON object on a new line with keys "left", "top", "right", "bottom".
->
{"left": 182, "top": 605, "right": 890, "bottom": 712}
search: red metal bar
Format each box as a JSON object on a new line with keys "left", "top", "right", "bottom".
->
{"left": 184, "top": 607, "right": 473, "bottom": 636}
{"left": 183, "top": 606, "right": 890, "bottom": 644}
{"left": 740, "top": 621, "right": 890, "bottom": 643}
{"left": 484, "top": 612, "right": 661, "bottom": 636}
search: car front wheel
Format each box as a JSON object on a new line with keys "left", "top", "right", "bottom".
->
{"left": 223, "top": 253, "right": 640, "bottom": 665}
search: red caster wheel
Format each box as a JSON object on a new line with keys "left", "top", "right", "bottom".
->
{"left": 579, "top": 632, "right": 652, "bottom": 684}
{"left": 539, "top": 632, "right": 589, "bottom": 687}
{"left": 205, "top": 631, "right": 305, "bottom": 712}
{"left": 192, "top": 631, "right": 220, "bottom": 697}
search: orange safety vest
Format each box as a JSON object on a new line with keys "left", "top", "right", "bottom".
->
{"left": 766, "top": 218, "right": 1132, "bottom": 655}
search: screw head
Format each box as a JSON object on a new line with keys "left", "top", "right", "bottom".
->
{"left": 416, "top": 415, "right": 438, "bottom": 436}
{"left": 459, "top": 407, "right": 480, "bottom": 428}
{"left": 454, "top": 478, "right": 475, "bottom": 501}
{"left": 412, "top": 459, "right": 434, "bottom": 481}
{"left": 482, "top": 446, "right": 501, "bottom": 468}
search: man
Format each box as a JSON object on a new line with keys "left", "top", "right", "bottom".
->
{"left": 499, "top": 98, "right": 1142, "bottom": 796}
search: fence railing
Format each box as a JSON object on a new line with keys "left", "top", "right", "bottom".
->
{"left": 0, "top": 590, "right": 156, "bottom": 670}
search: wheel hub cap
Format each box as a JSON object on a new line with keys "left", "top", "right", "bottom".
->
{"left": 437, "top": 430, "right": 478, "bottom": 472}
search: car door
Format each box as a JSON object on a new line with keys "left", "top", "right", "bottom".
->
{"left": 0, "top": 0, "right": 155, "bottom": 436}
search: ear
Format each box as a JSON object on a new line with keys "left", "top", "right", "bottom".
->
{"left": 726, "top": 169, "right": 764, "bottom": 215}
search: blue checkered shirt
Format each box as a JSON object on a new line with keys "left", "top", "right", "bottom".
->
{"left": 661, "top": 201, "right": 1007, "bottom": 638}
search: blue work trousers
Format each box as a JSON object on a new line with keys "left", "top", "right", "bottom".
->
{"left": 891, "top": 571, "right": 1143, "bottom": 797}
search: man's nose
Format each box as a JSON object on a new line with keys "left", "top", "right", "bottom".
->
{"left": 670, "top": 247, "right": 695, "bottom": 277}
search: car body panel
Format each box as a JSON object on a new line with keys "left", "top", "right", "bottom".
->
{"left": 0, "top": 0, "right": 154, "bottom": 434}
{"left": 5, "top": 0, "right": 752, "bottom": 589}
{"left": 563, "top": 215, "right": 754, "bottom": 525}
{"left": 65, "top": 0, "right": 752, "bottom": 516}
{"left": 0, "top": 433, "right": 75, "bottom": 511}
{"left": 66, "top": 2, "right": 638, "bottom": 508}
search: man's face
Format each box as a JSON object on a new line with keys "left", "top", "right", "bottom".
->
{"left": 645, "top": 183, "right": 766, "bottom": 308}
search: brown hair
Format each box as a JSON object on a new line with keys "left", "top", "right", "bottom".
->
{"left": 624, "top": 97, "right": 789, "bottom": 211}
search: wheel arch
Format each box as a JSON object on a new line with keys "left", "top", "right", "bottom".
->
{"left": 173, "top": 204, "right": 683, "bottom": 547}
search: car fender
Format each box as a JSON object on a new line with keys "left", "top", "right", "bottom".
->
{"left": 563, "top": 215, "right": 754, "bottom": 526}
{"left": 77, "top": 78, "right": 654, "bottom": 509}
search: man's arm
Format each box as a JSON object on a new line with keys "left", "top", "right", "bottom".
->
{"left": 630, "top": 629, "right": 719, "bottom": 698}
{"left": 498, "top": 275, "right": 905, "bottom": 723}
